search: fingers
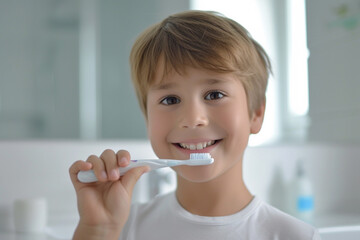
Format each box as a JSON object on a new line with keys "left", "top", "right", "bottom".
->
{"left": 69, "top": 160, "right": 92, "bottom": 186}
{"left": 121, "top": 165, "right": 150, "bottom": 197}
{"left": 116, "top": 150, "right": 130, "bottom": 167}
{"left": 85, "top": 149, "right": 132, "bottom": 182}
{"left": 100, "top": 149, "right": 119, "bottom": 181}
{"left": 71, "top": 149, "right": 147, "bottom": 188}
{"left": 69, "top": 149, "right": 149, "bottom": 200}
{"left": 87, "top": 154, "right": 108, "bottom": 182}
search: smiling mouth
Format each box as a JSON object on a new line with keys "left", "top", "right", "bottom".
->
{"left": 176, "top": 140, "right": 220, "bottom": 150}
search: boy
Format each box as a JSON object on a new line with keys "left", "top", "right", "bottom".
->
{"left": 69, "top": 10, "right": 321, "bottom": 240}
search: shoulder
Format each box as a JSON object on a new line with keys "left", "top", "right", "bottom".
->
{"left": 251, "top": 198, "right": 320, "bottom": 240}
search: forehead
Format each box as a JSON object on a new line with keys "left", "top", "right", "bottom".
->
{"left": 149, "top": 53, "right": 238, "bottom": 89}
{"left": 150, "top": 66, "right": 239, "bottom": 92}
{"left": 150, "top": 56, "right": 188, "bottom": 88}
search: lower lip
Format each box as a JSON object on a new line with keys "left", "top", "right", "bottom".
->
{"left": 173, "top": 140, "right": 220, "bottom": 155}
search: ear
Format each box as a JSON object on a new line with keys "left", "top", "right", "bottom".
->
{"left": 250, "top": 99, "right": 266, "bottom": 134}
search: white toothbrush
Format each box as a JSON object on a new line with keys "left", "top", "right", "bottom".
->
{"left": 77, "top": 153, "right": 214, "bottom": 183}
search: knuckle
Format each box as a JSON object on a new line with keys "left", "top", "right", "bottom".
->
{"left": 126, "top": 171, "right": 137, "bottom": 181}
{"left": 116, "top": 149, "right": 130, "bottom": 158}
{"left": 102, "top": 149, "right": 115, "bottom": 156}
{"left": 69, "top": 160, "right": 82, "bottom": 171}
{"left": 69, "top": 162, "right": 76, "bottom": 173}
{"left": 87, "top": 157, "right": 103, "bottom": 170}
{"left": 86, "top": 154, "right": 98, "bottom": 162}
{"left": 129, "top": 168, "right": 142, "bottom": 179}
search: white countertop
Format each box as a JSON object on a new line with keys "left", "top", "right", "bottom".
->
{"left": 0, "top": 215, "right": 78, "bottom": 240}
{"left": 315, "top": 214, "right": 360, "bottom": 229}
{"left": 1, "top": 213, "right": 359, "bottom": 240}
{"left": 0, "top": 232, "right": 58, "bottom": 240}
{"left": 0, "top": 225, "right": 75, "bottom": 240}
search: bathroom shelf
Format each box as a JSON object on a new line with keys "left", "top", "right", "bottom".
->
{"left": 314, "top": 213, "right": 360, "bottom": 229}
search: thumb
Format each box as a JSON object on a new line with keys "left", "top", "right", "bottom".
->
{"left": 121, "top": 166, "right": 150, "bottom": 196}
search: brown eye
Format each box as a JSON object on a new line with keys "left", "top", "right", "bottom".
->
{"left": 205, "top": 91, "right": 225, "bottom": 100}
{"left": 160, "top": 96, "right": 180, "bottom": 105}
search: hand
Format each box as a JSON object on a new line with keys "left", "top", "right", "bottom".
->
{"left": 69, "top": 149, "right": 149, "bottom": 239}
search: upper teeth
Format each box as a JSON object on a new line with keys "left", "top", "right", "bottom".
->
{"left": 179, "top": 140, "right": 215, "bottom": 150}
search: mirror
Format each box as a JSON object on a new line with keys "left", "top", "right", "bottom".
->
{"left": 306, "top": 0, "right": 360, "bottom": 143}
{"left": 0, "top": 0, "right": 188, "bottom": 139}
{"left": 1, "top": 0, "right": 359, "bottom": 143}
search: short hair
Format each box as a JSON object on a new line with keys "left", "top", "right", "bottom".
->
{"left": 130, "top": 10, "right": 271, "bottom": 117}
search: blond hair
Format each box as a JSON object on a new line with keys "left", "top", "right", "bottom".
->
{"left": 130, "top": 10, "right": 271, "bottom": 116}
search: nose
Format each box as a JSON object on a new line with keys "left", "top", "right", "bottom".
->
{"left": 179, "top": 100, "right": 209, "bottom": 129}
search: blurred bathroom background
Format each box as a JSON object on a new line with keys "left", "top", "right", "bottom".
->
{"left": 1, "top": 0, "right": 360, "bottom": 239}
{"left": 1, "top": 0, "right": 360, "bottom": 143}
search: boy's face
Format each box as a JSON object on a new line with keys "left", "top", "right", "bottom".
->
{"left": 146, "top": 66, "right": 264, "bottom": 183}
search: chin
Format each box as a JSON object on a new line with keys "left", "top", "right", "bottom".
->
{"left": 173, "top": 165, "right": 218, "bottom": 183}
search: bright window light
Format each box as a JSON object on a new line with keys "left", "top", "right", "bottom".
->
{"left": 191, "top": 0, "right": 279, "bottom": 146}
{"left": 288, "top": 0, "right": 309, "bottom": 116}
{"left": 191, "top": 0, "right": 310, "bottom": 144}
{"left": 191, "top": 0, "right": 262, "bottom": 36}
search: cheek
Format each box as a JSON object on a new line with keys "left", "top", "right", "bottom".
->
{"left": 147, "top": 112, "right": 163, "bottom": 140}
{"left": 217, "top": 103, "right": 250, "bottom": 132}
{"left": 215, "top": 101, "right": 251, "bottom": 151}
{"left": 147, "top": 110, "right": 171, "bottom": 155}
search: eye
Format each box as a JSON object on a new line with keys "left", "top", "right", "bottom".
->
{"left": 205, "top": 91, "right": 225, "bottom": 101}
{"left": 160, "top": 96, "right": 180, "bottom": 105}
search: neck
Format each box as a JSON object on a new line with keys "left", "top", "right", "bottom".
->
{"left": 175, "top": 160, "right": 253, "bottom": 217}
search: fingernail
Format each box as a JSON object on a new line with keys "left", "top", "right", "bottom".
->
{"left": 110, "top": 169, "right": 119, "bottom": 179}
{"left": 118, "top": 157, "right": 128, "bottom": 165}
{"left": 101, "top": 171, "right": 107, "bottom": 180}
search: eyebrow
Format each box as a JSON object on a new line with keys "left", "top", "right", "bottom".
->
{"left": 205, "top": 78, "right": 227, "bottom": 85}
{"left": 151, "top": 78, "right": 228, "bottom": 91}
{"left": 151, "top": 82, "right": 177, "bottom": 90}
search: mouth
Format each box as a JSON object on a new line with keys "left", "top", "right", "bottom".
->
{"left": 175, "top": 139, "right": 221, "bottom": 151}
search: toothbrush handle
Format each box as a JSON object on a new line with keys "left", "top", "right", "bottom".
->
{"left": 77, "top": 160, "right": 166, "bottom": 183}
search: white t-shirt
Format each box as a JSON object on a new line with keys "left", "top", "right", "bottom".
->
{"left": 120, "top": 192, "right": 321, "bottom": 240}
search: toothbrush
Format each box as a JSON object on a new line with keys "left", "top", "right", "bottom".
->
{"left": 77, "top": 153, "right": 214, "bottom": 183}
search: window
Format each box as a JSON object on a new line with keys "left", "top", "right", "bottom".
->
{"left": 191, "top": 0, "right": 309, "bottom": 145}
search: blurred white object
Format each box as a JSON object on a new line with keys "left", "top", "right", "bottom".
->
{"left": 13, "top": 198, "right": 47, "bottom": 233}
